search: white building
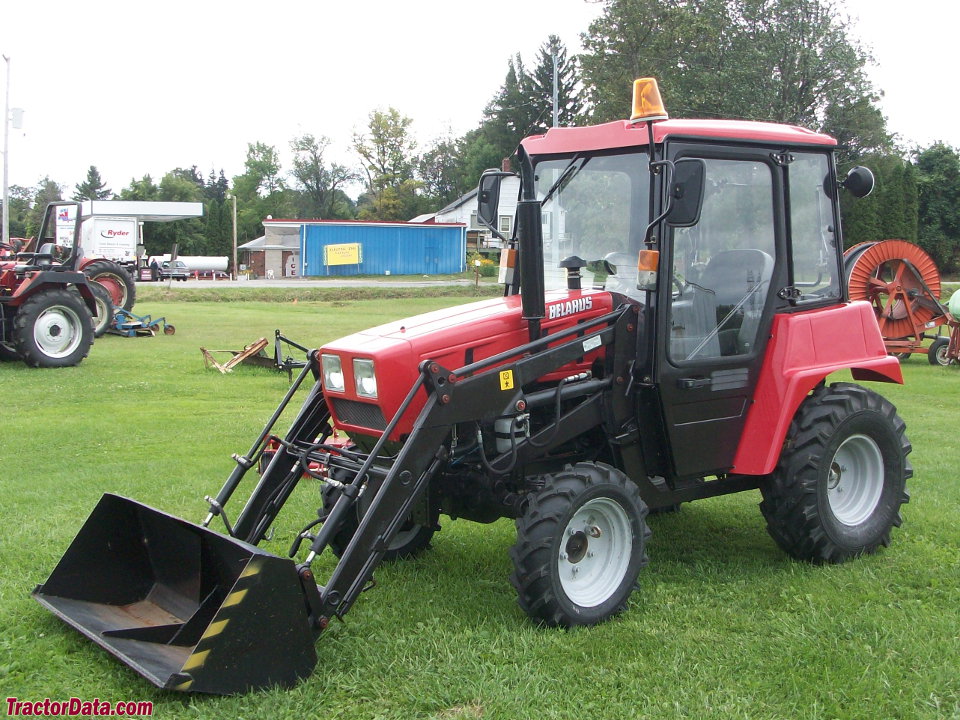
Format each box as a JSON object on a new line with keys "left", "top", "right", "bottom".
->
{"left": 434, "top": 176, "right": 520, "bottom": 252}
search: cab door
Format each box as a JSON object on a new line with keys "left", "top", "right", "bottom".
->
{"left": 655, "top": 145, "right": 787, "bottom": 479}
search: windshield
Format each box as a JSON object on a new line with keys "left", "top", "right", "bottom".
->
{"left": 534, "top": 151, "right": 649, "bottom": 297}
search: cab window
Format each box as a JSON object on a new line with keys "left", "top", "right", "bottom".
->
{"left": 668, "top": 158, "right": 776, "bottom": 362}
{"left": 789, "top": 153, "right": 840, "bottom": 303}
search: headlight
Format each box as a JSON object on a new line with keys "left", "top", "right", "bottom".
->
{"left": 321, "top": 354, "right": 345, "bottom": 392}
{"left": 353, "top": 358, "right": 378, "bottom": 398}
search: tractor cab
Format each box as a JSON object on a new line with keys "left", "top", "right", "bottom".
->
{"left": 479, "top": 78, "right": 880, "bottom": 479}
{"left": 11, "top": 203, "right": 83, "bottom": 272}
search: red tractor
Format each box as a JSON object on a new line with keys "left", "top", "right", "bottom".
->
{"left": 35, "top": 80, "right": 911, "bottom": 694}
{"left": 0, "top": 202, "right": 100, "bottom": 367}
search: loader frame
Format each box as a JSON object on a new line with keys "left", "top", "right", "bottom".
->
{"left": 206, "top": 298, "right": 768, "bottom": 628}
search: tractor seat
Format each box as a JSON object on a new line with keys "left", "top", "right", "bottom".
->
{"left": 673, "top": 249, "right": 774, "bottom": 360}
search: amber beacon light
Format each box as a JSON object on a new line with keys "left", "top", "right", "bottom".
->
{"left": 630, "top": 78, "right": 668, "bottom": 122}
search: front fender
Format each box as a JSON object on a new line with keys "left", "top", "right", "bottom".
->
{"left": 732, "top": 302, "right": 901, "bottom": 475}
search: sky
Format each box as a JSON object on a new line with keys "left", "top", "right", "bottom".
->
{"left": 1, "top": 0, "right": 957, "bottom": 197}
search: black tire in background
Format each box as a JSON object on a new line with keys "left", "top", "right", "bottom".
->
{"left": 83, "top": 260, "right": 136, "bottom": 311}
{"left": 760, "top": 382, "right": 911, "bottom": 564}
{"left": 928, "top": 337, "right": 950, "bottom": 366}
{"left": 510, "top": 462, "right": 650, "bottom": 627}
{"left": 0, "top": 341, "right": 19, "bottom": 361}
{"left": 13, "top": 288, "right": 94, "bottom": 368}
{"left": 84, "top": 281, "right": 114, "bottom": 338}
{"left": 322, "top": 483, "right": 436, "bottom": 561}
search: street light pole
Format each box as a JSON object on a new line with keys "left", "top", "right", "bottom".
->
{"left": 227, "top": 193, "right": 238, "bottom": 280}
{"left": 3, "top": 55, "right": 10, "bottom": 247}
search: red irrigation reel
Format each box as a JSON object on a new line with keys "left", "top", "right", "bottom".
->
{"left": 844, "top": 239, "right": 959, "bottom": 365}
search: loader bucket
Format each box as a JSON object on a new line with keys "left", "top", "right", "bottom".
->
{"left": 33, "top": 493, "right": 317, "bottom": 694}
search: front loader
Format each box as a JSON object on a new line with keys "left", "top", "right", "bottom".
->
{"left": 34, "top": 79, "right": 912, "bottom": 694}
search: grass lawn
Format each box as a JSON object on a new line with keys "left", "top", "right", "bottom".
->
{"left": 1, "top": 291, "right": 958, "bottom": 719}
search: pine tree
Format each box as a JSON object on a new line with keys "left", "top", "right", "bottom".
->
{"left": 72, "top": 165, "right": 112, "bottom": 201}
{"left": 526, "top": 35, "right": 582, "bottom": 132}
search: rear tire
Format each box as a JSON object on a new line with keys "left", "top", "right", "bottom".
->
{"left": 760, "top": 382, "right": 910, "bottom": 563}
{"left": 85, "top": 281, "right": 114, "bottom": 338}
{"left": 13, "top": 289, "right": 94, "bottom": 368}
{"left": 84, "top": 260, "right": 136, "bottom": 311}
{"left": 928, "top": 337, "right": 950, "bottom": 366}
{"left": 510, "top": 462, "right": 650, "bottom": 627}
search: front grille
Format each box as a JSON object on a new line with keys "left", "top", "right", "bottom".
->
{"left": 331, "top": 398, "right": 387, "bottom": 431}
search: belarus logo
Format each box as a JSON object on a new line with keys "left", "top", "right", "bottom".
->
{"left": 547, "top": 296, "right": 593, "bottom": 320}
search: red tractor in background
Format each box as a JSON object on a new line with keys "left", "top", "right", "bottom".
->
{"left": 10, "top": 217, "right": 135, "bottom": 337}
{"left": 0, "top": 201, "right": 100, "bottom": 367}
{"left": 35, "top": 80, "right": 912, "bottom": 694}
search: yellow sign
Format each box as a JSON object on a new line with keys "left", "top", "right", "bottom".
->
{"left": 324, "top": 243, "right": 362, "bottom": 266}
{"left": 499, "top": 369, "right": 514, "bottom": 391}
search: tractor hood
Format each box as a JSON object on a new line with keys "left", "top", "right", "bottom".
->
{"left": 320, "top": 289, "right": 614, "bottom": 439}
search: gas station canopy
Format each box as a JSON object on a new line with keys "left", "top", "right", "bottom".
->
{"left": 80, "top": 201, "right": 204, "bottom": 223}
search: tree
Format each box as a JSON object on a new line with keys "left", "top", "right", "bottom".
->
{"left": 455, "top": 128, "right": 505, "bottom": 193}
{"left": 580, "top": 0, "right": 888, "bottom": 155}
{"left": 119, "top": 175, "right": 160, "bottom": 201}
{"left": 914, "top": 143, "right": 960, "bottom": 273}
{"left": 202, "top": 169, "right": 232, "bottom": 257}
{"left": 418, "top": 135, "right": 466, "bottom": 206}
{"left": 231, "top": 142, "right": 293, "bottom": 242}
{"left": 353, "top": 108, "right": 420, "bottom": 220}
{"left": 4, "top": 185, "right": 33, "bottom": 238}
{"left": 73, "top": 165, "right": 112, "bottom": 201}
{"left": 526, "top": 35, "right": 583, "bottom": 133}
{"left": 454, "top": 36, "right": 584, "bottom": 194}
{"left": 841, "top": 154, "right": 918, "bottom": 247}
{"left": 26, "top": 178, "right": 64, "bottom": 237}
{"left": 290, "top": 134, "right": 359, "bottom": 218}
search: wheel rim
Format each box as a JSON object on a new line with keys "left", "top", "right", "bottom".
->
{"left": 93, "top": 295, "right": 110, "bottom": 333}
{"left": 33, "top": 304, "right": 84, "bottom": 359}
{"left": 92, "top": 275, "right": 128, "bottom": 307}
{"left": 827, "top": 433, "right": 885, "bottom": 526}
{"left": 558, "top": 497, "right": 632, "bottom": 607}
{"left": 936, "top": 343, "right": 950, "bottom": 366}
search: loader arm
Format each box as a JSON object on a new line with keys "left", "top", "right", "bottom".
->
{"left": 317, "top": 304, "right": 637, "bottom": 620}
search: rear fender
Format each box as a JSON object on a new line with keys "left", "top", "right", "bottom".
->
{"left": 7, "top": 270, "right": 92, "bottom": 307}
{"left": 732, "top": 302, "right": 902, "bottom": 476}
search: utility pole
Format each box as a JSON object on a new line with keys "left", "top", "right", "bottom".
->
{"left": 227, "top": 193, "right": 238, "bottom": 279}
{"left": 551, "top": 50, "right": 559, "bottom": 128}
{"left": 3, "top": 55, "right": 10, "bottom": 247}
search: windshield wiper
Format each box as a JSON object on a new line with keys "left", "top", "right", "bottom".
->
{"left": 540, "top": 155, "right": 585, "bottom": 206}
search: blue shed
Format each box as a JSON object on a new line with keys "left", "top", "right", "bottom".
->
{"left": 298, "top": 220, "right": 466, "bottom": 277}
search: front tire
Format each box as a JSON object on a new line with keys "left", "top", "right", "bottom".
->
{"left": 760, "top": 382, "right": 911, "bottom": 564}
{"left": 13, "top": 289, "right": 94, "bottom": 368}
{"left": 510, "top": 462, "right": 650, "bottom": 627}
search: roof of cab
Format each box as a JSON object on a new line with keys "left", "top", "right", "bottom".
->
{"left": 521, "top": 118, "right": 836, "bottom": 156}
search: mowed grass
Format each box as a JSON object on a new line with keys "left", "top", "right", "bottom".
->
{"left": 1, "top": 292, "right": 958, "bottom": 720}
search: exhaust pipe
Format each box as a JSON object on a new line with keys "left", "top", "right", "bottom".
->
{"left": 33, "top": 494, "right": 317, "bottom": 694}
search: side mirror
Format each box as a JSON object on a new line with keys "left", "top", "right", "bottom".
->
{"left": 841, "top": 166, "right": 875, "bottom": 198}
{"left": 477, "top": 169, "right": 516, "bottom": 238}
{"left": 666, "top": 158, "right": 705, "bottom": 227}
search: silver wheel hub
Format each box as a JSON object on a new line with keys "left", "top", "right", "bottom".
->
{"left": 558, "top": 497, "right": 632, "bottom": 607}
{"left": 34, "top": 305, "right": 83, "bottom": 358}
{"left": 827, "top": 433, "right": 884, "bottom": 526}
